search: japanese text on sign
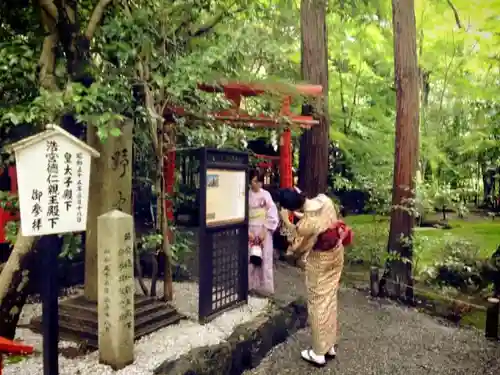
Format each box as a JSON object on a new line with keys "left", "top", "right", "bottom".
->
{"left": 46, "top": 140, "right": 60, "bottom": 229}
{"left": 76, "top": 152, "right": 83, "bottom": 223}
{"left": 118, "top": 231, "right": 134, "bottom": 330}
{"left": 102, "top": 248, "right": 112, "bottom": 333}
{"left": 15, "top": 133, "right": 93, "bottom": 236}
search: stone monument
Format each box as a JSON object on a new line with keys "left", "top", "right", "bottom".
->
{"left": 97, "top": 210, "right": 135, "bottom": 369}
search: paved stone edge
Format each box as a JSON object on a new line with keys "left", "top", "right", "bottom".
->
{"left": 353, "top": 281, "right": 491, "bottom": 332}
{"left": 153, "top": 297, "right": 308, "bottom": 375}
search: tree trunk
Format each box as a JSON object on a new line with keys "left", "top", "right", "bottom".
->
{"left": 482, "top": 168, "right": 494, "bottom": 207}
{"left": 0, "top": 235, "right": 37, "bottom": 339}
{"left": 0, "top": 0, "right": 113, "bottom": 337}
{"left": 160, "top": 123, "right": 174, "bottom": 302}
{"left": 85, "top": 120, "right": 133, "bottom": 301}
{"left": 381, "top": 0, "right": 420, "bottom": 300}
{"left": 298, "top": 0, "right": 329, "bottom": 198}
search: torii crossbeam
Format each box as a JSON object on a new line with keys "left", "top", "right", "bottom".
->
{"left": 163, "top": 81, "right": 323, "bottom": 220}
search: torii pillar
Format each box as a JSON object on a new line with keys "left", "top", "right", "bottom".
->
{"left": 279, "top": 96, "right": 293, "bottom": 189}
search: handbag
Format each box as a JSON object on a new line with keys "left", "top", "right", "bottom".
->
{"left": 249, "top": 239, "right": 264, "bottom": 266}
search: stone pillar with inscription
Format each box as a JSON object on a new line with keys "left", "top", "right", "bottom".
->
{"left": 85, "top": 120, "right": 133, "bottom": 301}
{"left": 97, "top": 210, "right": 135, "bottom": 370}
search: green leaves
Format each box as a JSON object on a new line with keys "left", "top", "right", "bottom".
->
{"left": 326, "top": 0, "right": 500, "bottom": 198}
{"left": 109, "top": 127, "right": 122, "bottom": 137}
{"left": 0, "top": 0, "right": 497, "bottom": 206}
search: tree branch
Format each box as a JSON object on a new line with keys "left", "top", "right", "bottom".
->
{"left": 336, "top": 64, "right": 347, "bottom": 133}
{"left": 190, "top": 11, "right": 229, "bottom": 37}
{"left": 446, "top": 0, "right": 463, "bottom": 29}
{"left": 39, "top": 34, "right": 58, "bottom": 90}
{"left": 0, "top": 236, "right": 38, "bottom": 306}
{"left": 347, "top": 54, "right": 363, "bottom": 131}
{"left": 85, "top": 0, "right": 114, "bottom": 39}
{"left": 38, "top": 0, "right": 58, "bottom": 20}
{"left": 38, "top": 7, "right": 58, "bottom": 91}
{"left": 189, "top": 4, "right": 244, "bottom": 38}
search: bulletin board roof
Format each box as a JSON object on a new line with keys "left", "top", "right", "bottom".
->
{"left": 4, "top": 124, "right": 100, "bottom": 158}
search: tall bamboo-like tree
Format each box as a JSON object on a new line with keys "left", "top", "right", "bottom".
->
{"left": 382, "top": 0, "right": 420, "bottom": 298}
{"left": 298, "top": 0, "right": 329, "bottom": 197}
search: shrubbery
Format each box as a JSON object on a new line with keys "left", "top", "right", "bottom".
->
{"left": 345, "top": 220, "right": 500, "bottom": 295}
{"left": 345, "top": 217, "right": 389, "bottom": 267}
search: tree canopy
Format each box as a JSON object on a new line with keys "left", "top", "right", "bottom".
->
{"left": 0, "top": 0, "right": 499, "bottom": 206}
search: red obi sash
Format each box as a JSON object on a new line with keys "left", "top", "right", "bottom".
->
{"left": 313, "top": 221, "right": 353, "bottom": 251}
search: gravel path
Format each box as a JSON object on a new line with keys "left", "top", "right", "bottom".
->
{"left": 4, "top": 262, "right": 500, "bottom": 375}
{"left": 4, "top": 281, "right": 269, "bottom": 375}
{"left": 245, "top": 263, "right": 500, "bottom": 375}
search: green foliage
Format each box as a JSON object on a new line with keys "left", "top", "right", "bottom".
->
{"left": 138, "top": 233, "right": 163, "bottom": 255}
{"left": 59, "top": 234, "right": 83, "bottom": 260}
{"left": 344, "top": 216, "right": 389, "bottom": 267}
{"left": 138, "top": 227, "right": 193, "bottom": 268}
{"left": 0, "top": 0, "right": 499, "bottom": 290}
{"left": 345, "top": 213, "right": 500, "bottom": 294}
{"left": 0, "top": 192, "right": 18, "bottom": 212}
{"left": 169, "top": 227, "right": 194, "bottom": 267}
{"left": 416, "top": 182, "right": 458, "bottom": 220}
{"left": 419, "top": 238, "right": 485, "bottom": 291}
{"left": 3, "top": 220, "right": 18, "bottom": 244}
{"left": 324, "top": 0, "right": 500, "bottom": 210}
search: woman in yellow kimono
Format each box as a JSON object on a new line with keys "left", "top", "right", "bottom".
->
{"left": 278, "top": 189, "right": 348, "bottom": 367}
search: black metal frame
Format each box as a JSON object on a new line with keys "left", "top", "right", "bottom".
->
{"left": 196, "top": 148, "right": 249, "bottom": 322}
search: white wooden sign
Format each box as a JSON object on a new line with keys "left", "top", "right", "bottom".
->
{"left": 7, "top": 124, "right": 100, "bottom": 236}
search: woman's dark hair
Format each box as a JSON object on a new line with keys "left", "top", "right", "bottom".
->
{"left": 278, "top": 188, "right": 306, "bottom": 211}
{"left": 249, "top": 169, "right": 265, "bottom": 184}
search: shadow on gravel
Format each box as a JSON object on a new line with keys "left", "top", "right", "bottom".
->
{"left": 154, "top": 297, "right": 308, "bottom": 375}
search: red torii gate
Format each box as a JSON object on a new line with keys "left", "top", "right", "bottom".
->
{"left": 0, "top": 166, "right": 18, "bottom": 243}
{"left": 163, "top": 81, "right": 323, "bottom": 220}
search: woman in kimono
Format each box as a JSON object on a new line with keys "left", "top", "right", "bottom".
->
{"left": 292, "top": 172, "right": 304, "bottom": 221}
{"left": 248, "top": 169, "right": 279, "bottom": 296}
{"left": 278, "top": 189, "right": 351, "bottom": 367}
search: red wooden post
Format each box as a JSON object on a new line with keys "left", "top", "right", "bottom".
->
{"left": 279, "top": 129, "right": 294, "bottom": 222}
{"left": 223, "top": 87, "right": 242, "bottom": 109}
{"left": 279, "top": 95, "right": 293, "bottom": 190}
{"left": 0, "top": 166, "right": 19, "bottom": 244}
{"left": 163, "top": 150, "right": 176, "bottom": 223}
{"left": 163, "top": 149, "right": 176, "bottom": 244}
{"left": 8, "top": 166, "right": 18, "bottom": 193}
{"left": 279, "top": 129, "right": 293, "bottom": 189}
{"left": 0, "top": 208, "right": 8, "bottom": 244}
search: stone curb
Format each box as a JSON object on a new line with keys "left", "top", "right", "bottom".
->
{"left": 153, "top": 297, "right": 308, "bottom": 375}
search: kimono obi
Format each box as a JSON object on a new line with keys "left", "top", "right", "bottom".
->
{"left": 249, "top": 207, "right": 266, "bottom": 221}
{"left": 313, "top": 221, "right": 353, "bottom": 251}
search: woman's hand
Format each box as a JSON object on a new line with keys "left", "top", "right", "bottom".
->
{"left": 259, "top": 229, "right": 267, "bottom": 241}
{"left": 279, "top": 208, "right": 290, "bottom": 222}
{"left": 335, "top": 228, "right": 346, "bottom": 249}
{"left": 293, "top": 211, "right": 304, "bottom": 219}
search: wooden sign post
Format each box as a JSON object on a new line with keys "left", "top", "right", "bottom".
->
{"left": 6, "top": 124, "right": 100, "bottom": 375}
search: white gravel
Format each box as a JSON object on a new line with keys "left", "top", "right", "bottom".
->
{"left": 4, "top": 280, "right": 270, "bottom": 375}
